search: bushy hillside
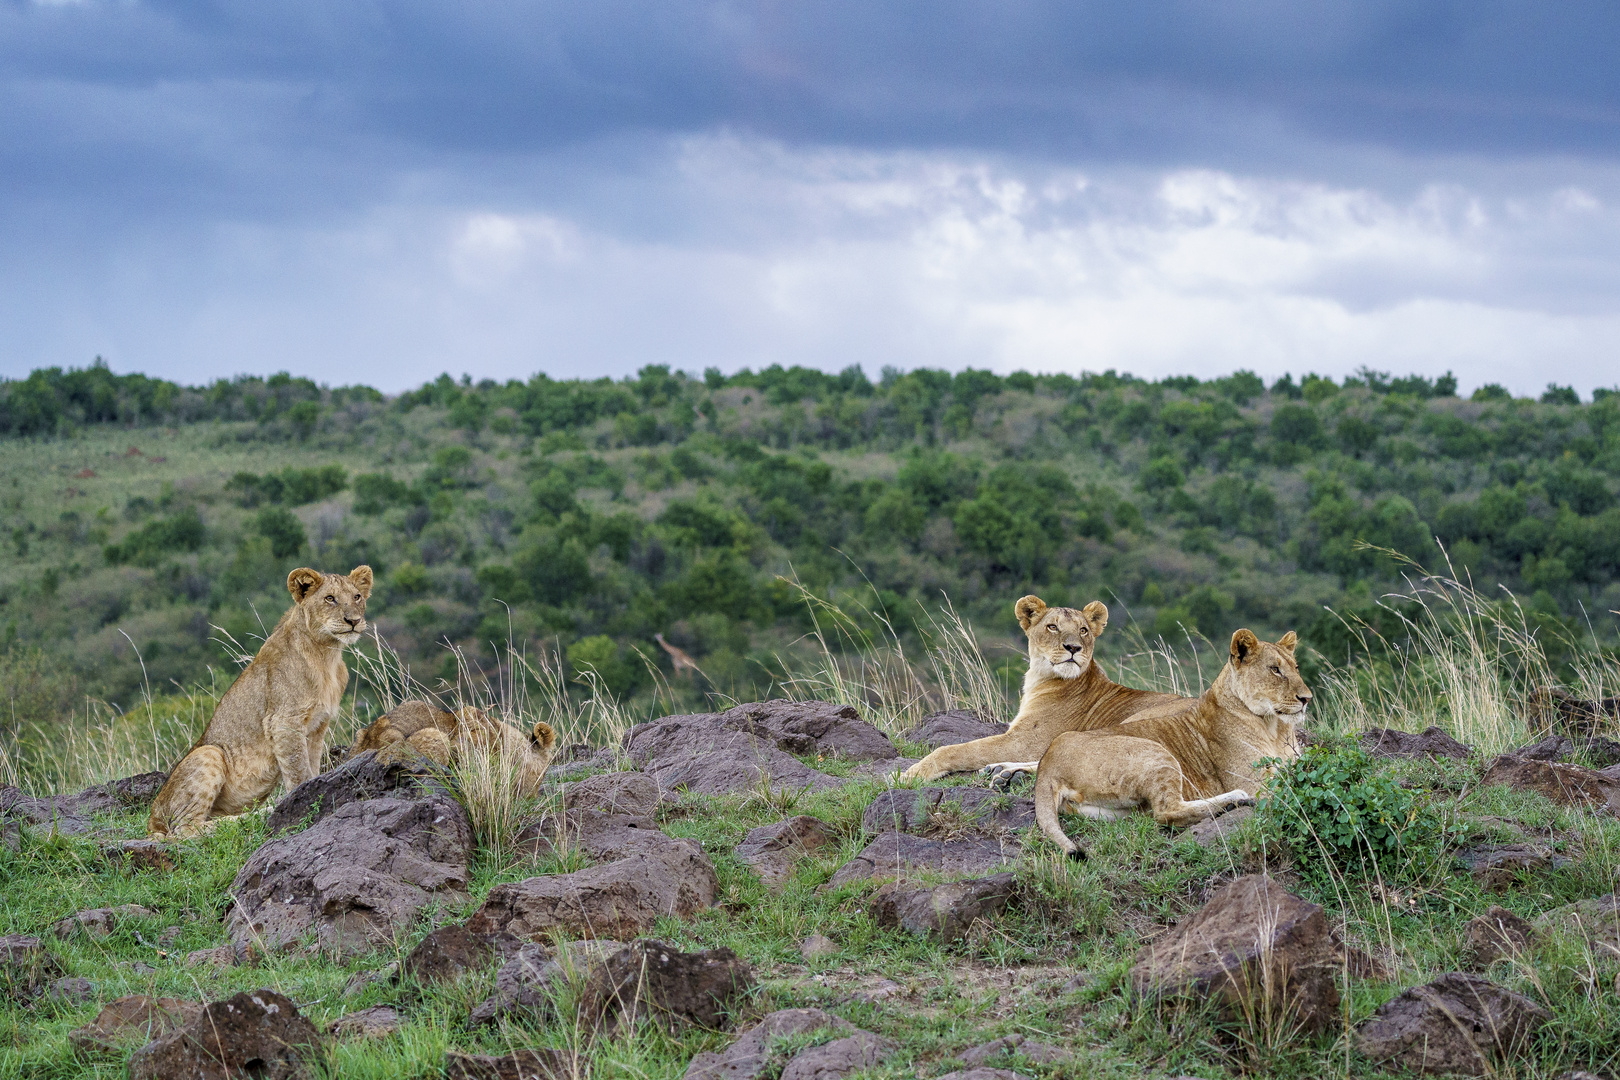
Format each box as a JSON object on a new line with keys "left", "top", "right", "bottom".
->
{"left": 2, "top": 359, "right": 1618, "bottom": 729}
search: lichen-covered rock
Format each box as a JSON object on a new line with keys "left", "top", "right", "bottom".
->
{"left": 735, "top": 816, "right": 839, "bottom": 885}
{"left": 1354, "top": 972, "right": 1549, "bottom": 1075}
{"left": 904, "top": 711, "right": 1007, "bottom": 749}
{"left": 869, "top": 874, "right": 1017, "bottom": 942}
{"left": 465, "top": 842, "right": 719, "bottom": 942}
{"left": 827, "top": 830, "right": 1016, "bottom": 888}
{"left": 578, "top": 939, "right": 754, "bottom": 1032}
{"left": 266, "top": 749, "right": 443, "bottom": 834}
{"left": 561, "top": 771, "right": 660, "bottom": 816}
{"left": 127, "top": 989, "right": 323, "bottom": 1080}
{"left": 227, "top": 791, "right": 473, "bottom": 957}
{"left": 861, "top": 787, "right": 1033, "bottom": 837}
{"left": 1130, "top": 874, "right": 1339, "bottom": 1032}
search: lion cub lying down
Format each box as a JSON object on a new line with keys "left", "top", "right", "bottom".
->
{"left": 1034, "top": 629, "right": 1311, "bottom": 858}
{"left": 351, "top": 700, "right": 558, "bottom": 796}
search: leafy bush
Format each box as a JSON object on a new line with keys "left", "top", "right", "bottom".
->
{"left": 254, "top": 507, "right": 307, "bottom": 559}
{"left": 1257, "top": 741, "right": 1444, "bottom": 884}
{"left": 103, "top": 508, "right": 205, "bottom": 566}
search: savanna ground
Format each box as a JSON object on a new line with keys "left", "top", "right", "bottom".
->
{"left": 2, "top": 572, "right": 1618, "bottom": 1079}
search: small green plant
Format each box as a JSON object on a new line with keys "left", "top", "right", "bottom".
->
{"left": 1257, "top": 741, "right": 1443, "bottom": 883}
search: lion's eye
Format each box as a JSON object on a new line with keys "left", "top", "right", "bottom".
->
{"left": 1047, "top": 624, "right": 1058, "bottom": 632}
{"left": 1271, "top": 666, "right": 1282, "bottom": 676}
{"left": 326, "top": 596, "right": 336, "bottom": 604}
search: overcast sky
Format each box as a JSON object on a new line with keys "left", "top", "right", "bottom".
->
{"left": 4, "top": 2, "right": 1620, "bottom": 395}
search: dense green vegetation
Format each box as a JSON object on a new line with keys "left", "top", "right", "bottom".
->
{"left": 2, "top": 358, "right": 1618, "bottom": 718}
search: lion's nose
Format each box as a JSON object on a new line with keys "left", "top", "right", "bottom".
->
{"left": 1297, "top": 694, "right": 1312, "bottom": 707}
{"left": 345, "top": 615, "right": 361, "bottom": 628}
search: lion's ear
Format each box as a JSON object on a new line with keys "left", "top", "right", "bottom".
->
{"left": 349, "top": 565, "right": 374, "bottom": 598}
{"left": 1277, "top": 630, "right": 1298, "bottom": 654}
{"left": 1229, "top": 628, "right": 1261, "bottom": 666}
{"left": 1082, "top": 600, "right": 1109, "bottom": 637}
{"left": 1015, "top": 595, "right": 1047, "bottom": 631}
{"left": 287, "top": 567, "right": 323, "bottom": 602}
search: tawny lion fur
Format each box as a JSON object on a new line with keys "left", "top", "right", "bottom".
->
{"left": 148, "top": 565, "right": 374, "bottom": 839}
{"left": 1034, "top": 629, "right": 1311, "bottom": 858}
{"left": 351, "top": 700, "right": 557, "bottom": 796}
{"left": 902, "top": 595, "right": 1186, "bottom": 781}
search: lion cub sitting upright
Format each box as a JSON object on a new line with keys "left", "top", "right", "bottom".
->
{"left": 903, "top": 595, "right": 1185, "bottom": 783}
{"left": 1034, "top": 629, "right": 1310, "bottom": 858}
{"left": 351, "top": 700, "right": 557, "bottom": 796}
{"left": 149, "top": 566, "right": 373, "bottom": 839}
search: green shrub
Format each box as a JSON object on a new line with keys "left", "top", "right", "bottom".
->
{"left": 1256, "top": 741, "right": 1443, "bottom": 884}
{"left": 103, "top": 508, "right": 205, "bottom": 566}
{"left": 254, "top": 506, "right": 306, "bottom": 559}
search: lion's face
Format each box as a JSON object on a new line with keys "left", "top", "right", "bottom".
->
{"left": 1226, "top": 629, "right": 1312, "bottom": 718}
{"left": 288, "top": 565, "right": 373, "bottom": 646}
{"left": 1016, "top": 595, "right": 1108, "bottom": 682}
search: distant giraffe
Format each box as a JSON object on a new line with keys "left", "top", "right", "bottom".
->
{"left": 654, "top": 633, "right": 702, "bottom": 678}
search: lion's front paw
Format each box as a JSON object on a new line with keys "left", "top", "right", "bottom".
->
{"left": 981, "top": 763, "right": 1032, "bottom": 791}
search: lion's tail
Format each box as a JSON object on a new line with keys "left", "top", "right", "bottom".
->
{"left": 1034, "top": 766, "right": 1086, "bottom": 861}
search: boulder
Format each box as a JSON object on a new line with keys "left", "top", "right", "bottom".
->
{"left": 799, "top": 935, "right": 837, "bottom": 961}
{"left": 470, "top": 940, "right": 626, "bottom": 1026}
{"left": 402, "top": 924, "right": 496, "bottom": 984}
{"left": 327, "top": 1005, "right": 400, "bottom": 1039}
{"left": 960, "top": 1035, "right": 1072, "bottom": 1066}
{"left": 779, "top": 1031, "right": 896, "bottom": 1080}
{"left": 465, "top": 842, "right": 719, "bottom": 942}
{"left": 1456, "top": 844, "right": 1556, "bottom": 890}
{"left": 1354, "top": 972, "right": 1550, "bottom": 1075}
{"left": 1529, "top": 686, "right": 1620, "bottom": 739}
{"left": 869, "top": 873, "right": 1017, "bottom": 942}
{"left": 735, "top": 816, "right": 839, "bottom": 885}
{"left": 0, "top": 770, "right": 168, "bottom": 836}
{"left": 904, "top": 710, "right": 1007, "bottom": 749}
{"left": 0, "top": 934, "right": 65, "bottom": 1002}
{"left": 52, "top": 904, "right": 156, "bottom": 940}
{"left": 827, "top": 831, "right": 1017, "bottom": 889}
{"left": 127, "top": 989, "right": 323, "bottom": 1080}
{"left": 513, "top": 810, "right": 678, "bottom": 862}
{"left": 933, "top": 1071, "right": 1026, "bottom": 1080}
{"left": 716, "top": 700, "right": 898, "bottom": 762}
{"left": 684, "top": 1008, "right": 855, "bottom": 1080}
{"left": 266, "top": 749, "right": 442, "bottom": 834}
{"left": 622, "top": 712, "right": 844, "bottom": 800}
{"left": 1183, "top": 805, "right": 1254, "bottom": 847}
{"left": 1361, "top": 726, "right": 1472, "bottom": 760}
{"left": 444, "top": 1048, "right": 574, "bottom": 1080}
{"left": 562, "top": 771, "right": 661, "bottom": 817}
{"left": 70, "top": 995, "right": 202, "bottom": 1057}
{"left": 1480, "top": 756, "right": 1620, "bottom": 814}
{"left": 1463, "top": 907, "right": 1540, "bottom": 967}
{"left": 101, "top": 839, "right": 176, "bottom": 873}
{"left": 227, "top": 790, "right": 473, "bottom": 958}
{"left": 1534, "top": 893, "right": 1620, "bottom": 954}
{"left": 1510, "top": 735, "right": 1620, "bottom": 767}
{"left": 861, "top": 787, "right": 1033, "bottom": 837}
{"left": 577, "top": 939, "right": 754, "bottom": 1033}
{"left": 46, "top": 976, "right": 96, "bottom": 1004}
{"left": 1129, "top": 874, "right": 1339, "bottom": 1032}
{"left": 1, "top": 818, "right": 19, "bottom": 853}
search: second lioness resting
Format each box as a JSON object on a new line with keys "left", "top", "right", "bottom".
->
{"left": 902, "top": 595, "right": 1186, "bottom": 783}
{"left": 350, "top": 700, "right": 557, "bottom": 796}
{"left": 1034, "top": 629, "right": 1310, "bottom": 858}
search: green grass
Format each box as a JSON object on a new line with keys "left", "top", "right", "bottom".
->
{"left": 4, "top": 747, "right": 1619, "bottom": 1079}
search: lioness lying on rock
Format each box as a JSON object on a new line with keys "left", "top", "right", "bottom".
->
{"left": 903, "top": 595, "right": 1186, "bottom": 783}
{"left": 149, "top": 566, "right": 373, "bottom": 840}
{"left": 351, "top": 700, "right": 558, "bottom": 796}
{"left": 1034, "top": 629, "right": 1310, "bottom": 858}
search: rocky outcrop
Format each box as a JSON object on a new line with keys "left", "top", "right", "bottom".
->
{"left": 716, "top": 700, "right": 898, "bottom": 762}
{"left": 1361, "top": 726, "right": 1472, "bottom": 760}
{"left": 1480, "top": 756, "right": 1620, "bottom": 815}
{"left": 561, "top": 771, "right": 660, "bottom": 817}
{"left": 861, "top": 787, "right": 1033, "bottom": 837}
{"left": 623, "top": 710, "right": 848, "bottom": 800}
{"left": 69, "top": 995, "right": 203, "bottom": 1058}
{"left": 0, "top": 771, "right": 168, "bottom": 836}
{"left": 127, "top": 989, "right": 323, "bottom": 1080}
{"left": 577, "top": 939, "right": 754, "bottom": 1033}
{"left": 1534, "top": 893, "right": 1620, "bottom": 954}
{"left": 904, "top": 711, "right": 1007, "bottom": 749}
{"left": 465, "top": 841, "right": 719, "bottom": 942}
{"left": 827, "top": 830, "right": 1017, "bottom": 889}
{"left": 735, "top": 816, "right": 839, "bottom": 885}
{"left": 444, "top": 1048, "right": 574, "bottom": 1080}
{"left": 779, "top": 1031, "right": 896, "bottom": 1080}
{"left": 1457, "top": 844, "right": 1559, "bottom": 890}
{"left": 402, "top": 924, "right": 496, "bottom": 984}
{"left": 470, "top": 940, "right": 626, "bottom": 1026}
{"left": 869, "top": 873, "right": 1017, "bottom": 942}
{"left": 1129, "top": 874, "right": 1339, "bottom": 1032}
{"left": 227, "top": 789, "right": 473, "bottom": 957}
{"left": 684, "top": 1008, "right": 855, "bottom": 1080}
{"left": 1354, "top": 972, "right": 1549, "bottom": 1075}
{"left": 513, "top": 809, "right": 676, "bottom": 862}
{"left": 0, "top": 934, "right": 65, "bottom": 1002}
{"left": 1463, "top": 907, "right": 1540, "bottom": 967}
{"left": 265, "top": 749, "right": 443, "bottom": 833}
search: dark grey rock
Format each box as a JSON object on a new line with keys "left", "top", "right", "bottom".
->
{"left": 624, "top": 712, "right": 845, "bottom": 800}
{"left": 561, "top": 771, "right": 660, "bottom": 817}
{"left": 401, "top": 924, "right": 495, "bottom": 985}
{"left": 717, "top": 700, "right": 898, "bottom": 762}
{"left": 861, "top": 787, "right": 1033, "bottom": 837}
{"left": 465, "top": 842, "right": 719, "bottom": 942}
{"left": 1354, "top": 972, "right": 1550, "bottom": 1075}
{"left": 1130, "top": 874, "right": 1339, "bottom": 1032}
{"left": 266, "top": 749, "right": 444, "bottom": 834}
{"left": 1361, "top": 726, "right": 1472, "bottom": 760}
{"left": 683, "top": 1008, "right": 855, "bottom": 1080}
{"left": 101, "top": 839, "right": 176, "bottom": 873}
{"left": 1463, "top": 907, "right": 1540, "bottom": 967}
{"left": 444, "top": 1048, "right": 574, "bottom": 1080}
{"left": 827, "top": 830, "right": 1017, "bottom": 889}
{"left": 960, "top": 1035, "right": 1072, "bottom": 1067}
{"left": 127, "top": 989, "right": 323, "bottom": 1080}
{"left": 0, "top": 934, "right": 65, "bottom": 1002}
{"left": 869, "top": 873, "right": 1017, "bottom": 942}
{"left": 1512, "top": 735, "right": 1620, "bottom": 768}
{"left": 1183, "top": 805, "right": 1255, "bottom": 847}
{"left": 904, "top": 710, "right": 1007, "bottom": 749}
{"left": 513, "top": 809, "right": 677, "bottom": 862}
{"left": 1481, "top": 756, "right": 1620, "bottom": 815}
{"left": 46, "top": 976, "right": 96, "bottom": 1004}
{"left": 779, "top": 1031, "right": 895, "bottom": 1080}
{"left": 1457, "top": 844, "right": 1556, "bottom": 890}
{"left": 69, "top": 995, "right": 203, "bottom": 1058}
{"left": 0, "top": 771, "right": 168, "bottom": 837}
{"left": 327, "top": 1005, "right": 400, "bottom": 1039}
{"left": 227, "top": 791, "right": 473, "bottom": 958}
{"left": 470, "top": 940, "right": 625, "bottom": 1026}
{"left": 52, "top": 904, "right": 156, "bottom": 940}
{"left": 735, "top": 816, "right": 839, "bottom": 885}
{"left": 578, "top": 939, "right": 754, "bottom": 1033}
